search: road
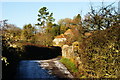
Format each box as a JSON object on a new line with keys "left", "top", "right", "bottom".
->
{"left": 15, "top": 58, "right": 74, "bottom": 80}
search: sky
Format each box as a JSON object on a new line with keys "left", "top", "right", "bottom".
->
{"left": 1, "top": 0, "right": 119, "bottom": 28}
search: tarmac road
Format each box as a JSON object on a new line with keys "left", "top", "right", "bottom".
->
{"left": 15, "top": 58, "right": 73, "bottom": 80}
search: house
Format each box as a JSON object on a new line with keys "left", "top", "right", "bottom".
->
{"left": 53, "top": 34, "right": 66, "bottom": 46}
{"left": 84, "top": 32, "right": 92, "bottom": 37}
{"left": 64, "top": 29, "right": 74, "bottom": 35}
{"left": 53, "top": 29, "right": 78, "bottom": 46}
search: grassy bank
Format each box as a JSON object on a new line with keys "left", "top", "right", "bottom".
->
{"left": 60, "top": 58, "right": 79, "bottom": 76}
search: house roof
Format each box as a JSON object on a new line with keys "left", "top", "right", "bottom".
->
{"left": 54, "top": 29, "right": 77, "bottom": 39}
{"left": 56, "top": 34, "right": 66, "bottom": 38}
{"left": 64, "top": 29, "right": 74, "bottom": 35}
{"left": 84, "top": 32, "right": 92, "bottom": 36}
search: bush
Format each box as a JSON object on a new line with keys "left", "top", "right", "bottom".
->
{"left": 79, "top": 26, "right": 120, "bottom": 78}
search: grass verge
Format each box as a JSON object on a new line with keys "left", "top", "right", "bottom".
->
{"left": 60, "top": 58, "right": 78, "bottom": 73}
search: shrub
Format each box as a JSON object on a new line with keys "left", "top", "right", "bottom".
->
{"left": 79, "top": 26, "right": 120, "bottom": 78}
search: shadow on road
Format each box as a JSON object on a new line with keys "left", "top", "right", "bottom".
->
{"left": 23, "top": 45, "right": 62, "bottom": 60}
{"left": 2, "top": 44, "right": 62, "bottom": 80}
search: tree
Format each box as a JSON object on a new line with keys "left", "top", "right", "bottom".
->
{"left": 72, "top": 14, "right": 82, "bottom": 26}
{"left": 21, "top": 24, "right": 36, "bottom": 41}
{"left": 34, "top": 33, "right": 53, "bottom": 46}
{"left": 83, "top": 2, "right": 119, "bottom": 30}
{"left": 58, "top": 18, "right": 72, "bottom": 28}
{"left": 51, "top": 24, "right": 61, "bottom": 36}
{"left": 57, "top": 18, "right": 72, "bottom": 34}
{"left": 36, "top": 7, "right": 55, "bottom": 32}
{"left": 6, "top": 24, "right": 21, "bottom": 36}
{"left": 72, "top": 14, "right": 85, "bottom": 40}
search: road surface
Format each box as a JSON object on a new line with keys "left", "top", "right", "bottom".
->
{"left": 15, "top": 58, "right": 73, "bottom": 80}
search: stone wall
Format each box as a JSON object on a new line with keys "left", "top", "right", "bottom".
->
{"left": 62, "top": 45, "right": 73, "bottom": 59}
{"left": 62, "top": 41, "right": 82, "bottom": 67}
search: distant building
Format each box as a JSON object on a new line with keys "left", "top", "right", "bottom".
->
{"left": 64, "top": 29, "right": 74, "bottom": 35}
{"left": 84, "top": 32, "right": 92, "bottom": 37}
{"left": 53, "top": 34, "right": 66, "bottom": 46}
{"left": 53, "top": 29, "right": 80, "bottom": 46}
{"left": 53, "top": 28, "right": 93, "bottom": 46}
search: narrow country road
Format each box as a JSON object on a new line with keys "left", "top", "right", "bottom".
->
{"left": 15, "top": 58, "right": 74, "bottom": 80}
